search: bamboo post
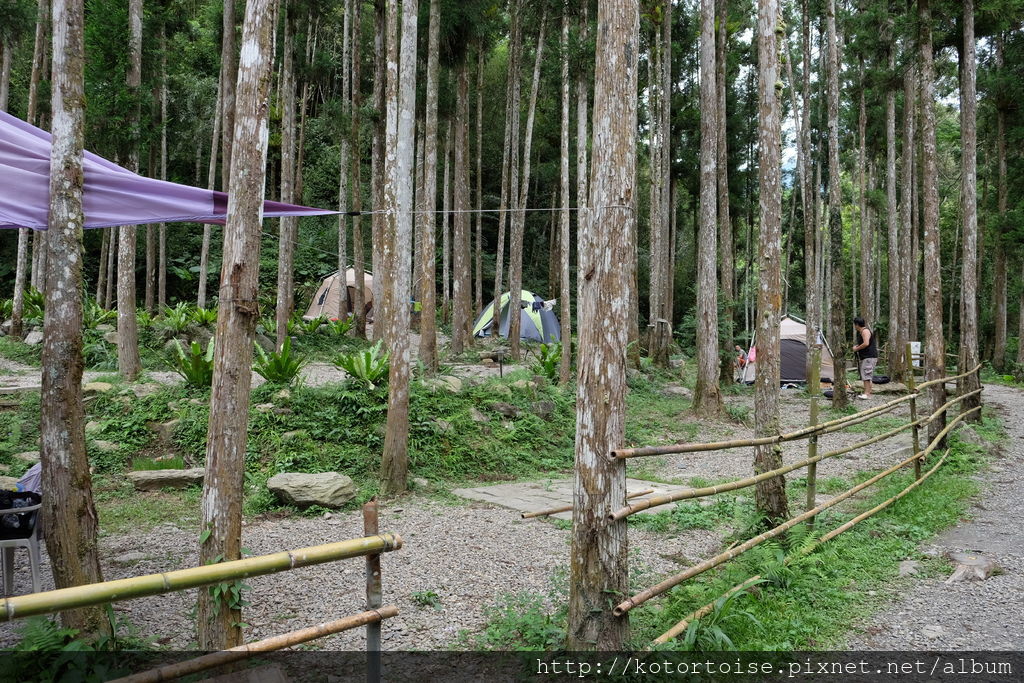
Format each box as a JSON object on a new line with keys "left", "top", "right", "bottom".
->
{"left": 906, "top": 342, "right": 922, "bottom": 480}
{"left": 806, "top": 393, "right": 819, "bottom": 521}
{"left": 364, "top": 498, "right": 382, "bottom": 683}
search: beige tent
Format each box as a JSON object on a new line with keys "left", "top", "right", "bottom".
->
{"left": 303, "top": 269, "right": 374, "bottom": 320}
{"left": 739, "top": 315, "right": 836, "bottom": 385}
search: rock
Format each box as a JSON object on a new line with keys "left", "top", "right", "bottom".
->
{"left": 955, "top": 425, "right": 986, "bottom": 448}
{"left": 422, "top": 376, "right": 463, "bottom": 394}
{"left": 510, "top": 379, "right": 531, "bottom": 390}
{"left": 127, "top": 468, "right": 205, "bottom": 491}
{"left": 13, "top": 451, "right": 40, "bottom": 464}
{"left": 434, "top": 419, "right": 453, "bottom": 433}
{"left": 85, "top": 421, "right": 102, "bottom": 435}
{"left": 491, "top": 384, "right": 512, "bottom": 397}
{"left": 281, "top": 429, "right": 308, "bottom": 442}
{"left": 411, "top": 476, "right": 433, "bottom": 491}
{"left": 112, "top": 552, "right": 150, "bottom": 565}
{"left": 131, "top": 383, "right": 163, "bottom": 399}
{"left": 91, "top": 440, "right": 120, "bottom": 453}
{"left": 945, "top": 551, "right": 1000, "bottom": 583}
{"left": 0, "top": 320, "right": 11, "bottom": 333}
{"left": 191, "top": 328, "right": 214, "bottom": 348}
{"left": 490, "top": 402, "right": 520, "bottom": 418}
{"left": 83, "top": 381, "right": 114, "bottom": 394}
{"left": 23, "top": 330, "right": 43, "bottom": 345}
{"left": 531, "top": 400, "right": 556, "bottom": 420}
{"left": 255, "top": 403, "right": 276, "bottom": 413}
{"left": 502, "top": 420, "right": 515, "bottom": 431}
{"left": 188, "top": 398, "right": 205, "bottom": 406}
{"left": 0, "top": 476, "right": 19, "bottom": 489}
{"left": 267, "top": 472, "right": 356, "bottom": 509}
{"left": 469, "top": 407, "right": 489, "bottom": 423}
{"left": 921, "top": 624, "right": 945, "bottom": 640}
{"left": 626, "top": 368, "right": 642, "bottom": 381}
{"left": 898, "top": 560, "right": 920, "bottom": 577}
{"left": 272, "top": 407, "right": 293, "bottom": 416}
{"left": 95, "top": 323, "right": 114, "bottom": 332}
{"left": 254, "top": 334, "right": 275, "bottom": 352}
{"left": 481, "top": 358, "right": 495, "bottom": 367}
{"left": 103, "top": 331, "right": 119, "bottom": 345}
{"left": 663, "top": 384, "right": 693, "bottom": 398}
{"left": 149, "top": 419, "right": 180, "bottom": 441}
{"left": 274, "top": 388, "right": 291, "bottom": 401}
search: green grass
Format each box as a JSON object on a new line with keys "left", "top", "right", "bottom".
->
{"left": 94, "top": 478, "right": 202, "bottom": 534}
{"left": 0, "top": 337, "right": 41, "bottom": 367}
{"left": 131, "top": 455, "right": 186, "bottom": 471}
{"left": 629, "top": 498, "right": 755, "bottom": 534}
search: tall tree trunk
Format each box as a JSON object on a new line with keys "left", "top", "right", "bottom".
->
{"left": 886, "top": 32, "right": 903, "bottom": 380}
{"left": 826, "top": 0, "right": 847, "bottom": 410}
{"left": 337, "top": 0, "right": 352, "bottom": 320}
{"left": 370, "top": 0, "right": 386, "bottom": 342}
{"left": 717, "top": 0, "right": 734, "bottom": 383}
{"left": 441, "top": 120, "right": 451, "bottom": 324}
{"left": 197, "top": 0, "right": 277, "bottom": 649}
{"left": 117, "top": 0, "right": 143, "bottom": 381}
{"left": 800, "top": 0, "right": 817, "bottom": 382}
{"left": 857, "top": 62, "right": 870, "bottom": 319}
{"left": 157, "top": 25, "right": 168, "bottom": 309}
{"left": 567, "top": 0, "right": 637, "bottom": 650}
{"left": 351, "top": 0, "right": 366, "bottom": 337}
{"left": 276, "top": 4, "right": 298, "bottom": 350}
{"left": 993, "top": 35, "right": 1007, "bottom": 372}
{"left": 220, "top": 0, "right": 237, "bottom": 191}
{"left": 919, "top": 0, "right": 946, "bottom": 442}
{"left": 900, "top": 36, "right": 916, "bottom": 364}
{"left": 475, "top": 45, "right": 484, "bottom": 315}
{"left": 753, "top": 0, "right": 789, "bottom": 524}
{"left": 198, "top": 72, "right": 222, "bottom": 309}
{"left": 95, "top": 229, "right": 108, "bottom": 303}
{"left": 575, "top": 4, "right": 591, "bottom": 368}
{"left": 42, "top": 0, "right": 107, "bottom": 635}
{"left": 558, "top": 12, "right": 572, "bottom": 385}
{"left": 104, "top": 227, "right": 117, "bottom": 308}
{"left": 418, "top": 0, "right": 439, "bottom": 370}
{"left": 507, "top": 14, "right": 547, "bottom": 361}
{"left": 380, "top": 0, "right": 417, "bottom": 496}
{"left": 0, "top": 38, "right": 10, "bottom": 111}
{"left": 647, "top": 26, "right": 663, "bottom": 360}
{"left": 954, "top": 0, "right": 978, "bottom": 419}
{"left": 450, "top": 61, "right": 472, "bottom": 354}
{"left": 694, "top": 0, "right": 722, "bottom": 416}
{"left": 28, "top": 0, "right": 51, "bottom": 295}
{"left": 659, "top": 1, "right": 671, "bottom": 333}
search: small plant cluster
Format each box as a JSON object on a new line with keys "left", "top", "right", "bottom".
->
{"left": 531, "top": 342, "right": 562, "bottom": 383}
{"left": 334, "top": 340, "right": 390, "bottom": 388}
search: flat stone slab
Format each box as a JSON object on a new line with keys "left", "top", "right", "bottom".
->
{"left": 452, "top": 478, "right": 706, "bottom": 520}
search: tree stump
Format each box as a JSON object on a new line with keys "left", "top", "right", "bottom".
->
{"left": 945, "top": 551, "right": 1000, "bottom": 583}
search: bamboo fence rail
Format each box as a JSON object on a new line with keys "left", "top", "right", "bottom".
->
{"left": 917, "top": 363, "right": 982, "bottom": 390}
{"left": 0, "top": 533, "right": 402, "bottom": 621}
{"left": 653, "top": 449, "right": 952, "bottom": 645}
{"left": 613, "top": 398, "right": 981, "bottom": 617}
{"left": 110, "top": 606, "right": 400, "bottom": 683}
{"left": 525, "top": 489, "right": 654, "bottom": 519}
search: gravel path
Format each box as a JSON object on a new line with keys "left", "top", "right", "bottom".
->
{"left": 845, "top": 382, "right": 1024, "bottom": 650}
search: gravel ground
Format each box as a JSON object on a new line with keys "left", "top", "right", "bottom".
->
{"left": 843, "top": 382, "right": 1024, "bottom": 651}
{"left": 0, "top": 499, "right": 721, "bottom": 650}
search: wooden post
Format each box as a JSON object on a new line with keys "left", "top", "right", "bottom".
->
{"left": 806, "top": 393, "right": 819, "bottom": 520}
{"left": 363, "top": 498, "right": 382, "bottom": 683}
{"left": 906, "top": 342, "right": 922, "bottom": 480}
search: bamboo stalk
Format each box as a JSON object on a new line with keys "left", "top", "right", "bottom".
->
{"left": 1, "top": 534, "right": 402, "bottom": 621}
{"left": 608, "top": 418, "right": 922, "bottom": 521}
{"left": 111, "top": 606, "right": 400, "bottom": 683}
{"left": 523, "top": 488, "right": 654, "bottom": 519}
{"left": 916, "top": 363, "right": 982, "bottom": 390}
{"left": 923, "top": 387, "right": 983, "bottom": 424}
{"left": 652, "top": 575, "right": 763, "bottom": 645}
{"left": 612, "top": 394, "right": 912, "bottom": 459}
{"left": 806, "top": 396, "right": 819, "bottom": 521}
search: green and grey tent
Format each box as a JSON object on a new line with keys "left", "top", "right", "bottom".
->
{"left": 473, "top": 290, "right": 561, "bottom": 343}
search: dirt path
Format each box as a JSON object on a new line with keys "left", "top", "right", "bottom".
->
{"left": 846, "top": 383, "right": 1024, "bottom": 650}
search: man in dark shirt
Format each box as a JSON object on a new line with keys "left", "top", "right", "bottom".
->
{"left": 852, "top": 316, "right": 878, "bottom": 399}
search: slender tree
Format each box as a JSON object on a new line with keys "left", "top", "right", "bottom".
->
{"left": 885, "top": 18, "right": 903, "bottom": 381}
{"left": 717, "top": 0, "right": 734, "bottom": 382}
{"left": 336, "top": 0, "right": 352, "bottom": 320}
{"left": 475, "top": 45, "right": 485, "bottom": 314}
{"left": 380, "top": 0, "right": 417, "bottom": 495}
{"left": 197, "top": 72, "right": 222, "bottom": 309}
{"left": 826, "top": 0, "right": 847, "bottom": 409}
{"left": 351, "top": 0, "right": 367, "bottom": 338}
{"left": 899, "top": 25, "right": 915, "bottom": 367}
{"left": 993, "top": 34, "right": 1007, "bottom": 371}
{"left": 694, "top": 0, "right": 722, "bottom": 417}
{"left": 276, "top": 3, "right": 299, "bottom": 350}
{"left": 41, "top": 0, "right": 107, "bottom": 635}
{"left": 800, "top": 0, "right": 818, "bottom": 383}
{"left": 157, "top": 26, "right": 168, "bottom": 309}
{"left": 567, "top": 0, "right": 637, "bottom": 650}
{"left": 220, "top": 0, "right": 237, "bottom": 188}
{"left": 197, "top": 0, "right": 277, "bottom": 648}
{"left": 958, "top": 0, "right": 980, "bottom": 419}
{"left": 417, "top": 0, "right": 440, "bottom": 371}
{"left": 370, "top": 0, "right": 386, "bottom": 342}
{"left": 573, "top": 3, "right": 589, "bottom": 372}
{"left": 450, "top": 60, "right": 472, "bottom": 354}
{"left": 558, "top": 10, "right": 571, "bottom": 385}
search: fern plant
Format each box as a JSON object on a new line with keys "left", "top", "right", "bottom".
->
{"left": 297, "top": 315, "right": 328, "bottom": 335}
{"left": 22, "top": 287, "right": 44, "bottom": 323}
{"left": 170, "top": 338, "right": 215, "bottom": 388}
{"left": 253, "top": 337, "right": 306, "bottom": 384}
{"left": 335, "top": 341, "right": 390, "bottom": 389}
{"left": 161, "top": 302, "right": 194, "bottom": 334}
{"left": 190, "top": 306, "right": 218, "bottom": 326}
{"left": 0, "top": 299, "right": 12, "bottom": 321}
{"left": 532, "top": 342, "right": 562, "bottom": 383}
{"left": 82, "top": 298, "right": 116, "bottom": 328}
{"left": 326, "top": 315, "right": 354, "bottom": 337}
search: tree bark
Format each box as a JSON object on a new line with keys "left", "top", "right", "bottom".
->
{"left": 95, "top": 229, "right": 108, "bottom": 303}
{"left": 507, "top": 14, "right": 547, "bottom": 361}
{"left": 276, "top": 3, "right": 298, "bottom": 350}
{"left": 475, "top": 45, "right": 484, "bottom": 315}
{"left": 198, "top": 72, "right": 222, "bottom": 309}
{"left": 647, "top": 26, "right": 663, "bottom": 361}
{"left": 886, "top": 29, "right": 903, "bottom": 381}
{"left": 417, "top": 0, "right": 440, "bottom": 371}
{"left": 558, "top": 12, "right": 572, "bottom": 385}
{"left": 919, "top": 0, "right": 946, "bottom": 443}
{"left": 220, "top": 0, "right": 237, "bottom": 191}
{"left": 0, "top": 38, "right": 10, "bottom": 111}
{"left": 450, "top": 60, "right": 473, "bottom": 354}
{"left": 370, "top": 0, "right": 386, "bottom": 342}
{"left": 694, "top": 0, "right": 722, "bottom": 416}
{"left": 575, "top": 4, "right": 590, "bottom": 368}
{"left": 157, "top": 26, "right": 168, "bottom": 310}
{"left": 441, "top": 119, "right": 451, "bottom": 324}
{"left": 718, "top": 0, "right": 734, "bottom": 383}
{"left": 41, "top": 0, "right": 108, "bottom": 635}
{"left": 350, "top": 0, "right": 366, "bottom": 338}
{"left": 900, "top": 36, "right": 916, "bottom": 362}
{"left": 117, "top": 0, "right": 144, "bottom": 381}
{"left": 993, "top": 35, "right": 1007, "bottom": 372}
{"left": 197, "top": 0, "right": 277, "bottom": 649}
{"left": 336, "top": 0, "right": 351, "bottom": 321}
{"left": 857, "top": 61, "right": 870, "bottom": 319}
{"left": 958, "top": 0, "right": 980, "bottom": 419}
{"left": 380, "top": 0, "right": 417, "bottom": 496}
{"left": 567, "top": 0, "right": 637, "bottom": 650}
{"left": 826, "top": 0, "right": 847, "bottom": 410}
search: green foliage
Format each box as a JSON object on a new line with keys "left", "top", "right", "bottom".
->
{"left": 296, "top": 315, "right": 328, "bottom": 335}
{"left": 22, "top": 287, "right": 44, "bottom": 323}
{"left": 531, "top": 342, "right": 562, "bottom": 383}
{"left": 411, "top": 590, "right": 442, "bottom": 609}
{"left": 676, "top": 586, "right": 764, "bottom": 651}
{"left": 131, "top": 455, "right": 185, "bottom": 471}
{"left": 253, "top": 337, "right": 306, "bottom": 385}
{"left": 169, "top": 338, "right": 215, "bottom": 388}
{"left": 190, "top": 306, "right": 218, "bottom": 326}
{"left": 326, "top": 315, "right": 354, "bottom": 337}
{"left": 461, "top": 593, "right": 566, "bottom": 650}
{"left": 334, "top": 340, "right": 390, "bottom": 388}
{"left": 161, "top": 302, "right": 194, "bottom": 334}
{"left": 0, "top": 336, "right": 42, "bottom": 366}
{"left": 0, "top": 298, "right": 12, "bottom": 320}
{"left": 82, "top": 298, "right": 116, "bottom": 328}
{"left": 631, "top": 498, "right": 753, "bottom": 533}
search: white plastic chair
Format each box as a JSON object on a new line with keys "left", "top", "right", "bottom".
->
{"left": 0, "top": 501, "right": 42, "bottom": 595}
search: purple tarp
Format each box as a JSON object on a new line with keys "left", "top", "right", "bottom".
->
{"left": 0, "top": 110, "right": 338, "bottom": 230}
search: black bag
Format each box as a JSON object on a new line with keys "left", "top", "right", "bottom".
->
{"left": 0, "top": 490, "right": 41, "bottom": 540}
{"left": 872, "top": 375, "right": 891, "bottom": 385}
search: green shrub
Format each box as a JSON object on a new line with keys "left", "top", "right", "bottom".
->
{"left": 131, "top": 455, "right": 185, "bottom": 471}
{"left": 161, "top": 302, "right": 194, "bottom": 334}
{"left": 0, "top": 299, "right": 12, "bottom": 321}
{"left": 531, "top": 342, "right": 562, "bottom": 383}
{"left": 190, "top": 306, "right": 218, "bottom": 326}
{"left": 83, "top": 298, "right": 116, "bottom": 328}
{"left": 253, "top": 337, "right": 306, "bottom": 384}
{"left": 22, "top": 287, "right": 44, "bottom": 323}
{"left": 326, "top": 315, "right": 354, "bottom": 337}
{"left": 334, "top": 340, "right": 390, "bottom": 388}
{"left": 169, "top": 339, "right": 215, "bottom": 388}
{"left": 297, "top": 315, "right": 328, "bottom": 335}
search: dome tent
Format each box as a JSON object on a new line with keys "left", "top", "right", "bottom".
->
{"left": 473, "top": 290, "right": 560, "bottom": 343}
{"left": 303, "top": 269, "right": 374, "bottom": 320}
{"left": 738, "top": 315, "right": 836, "bottom": 385}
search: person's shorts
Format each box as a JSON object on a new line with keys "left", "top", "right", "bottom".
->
{"left": 859, "top": 357, "right": 878, "bottom": 381}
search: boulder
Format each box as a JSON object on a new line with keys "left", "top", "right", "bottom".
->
{"left": 662, "top": 384, "right": 693, "bottom": 398}
{"left": 131, "top": 383, "right": 163, "bottom": 399}
{"left": 91, "top": 440, "right": 120, "bottom": 453}
{"left": 0, "top": 320, "right": 11, "bottom": 333}
{"left": 127, "top": 468, "right": 205, "bottom": 491}
{"left": 481, "top": 358, "right": 495, "bottom": 367}
{"left": 254, "top": 403, "right": 276, "bottom": 413}
{"left": 411, "top": 476, "right": 434, "bottom": 491}
{"left": 955, "top": 425, "right": 986, "bottom": 448}
{"left": 491, "top": 384, "right": 512, "bottom": 397}
{"left": 95, "top": 323, "right": 115, "bottom": 332}
{"left": 469, "top": 407, "right": 490, "bottom": 423}
{"left": 83, "top": 381, "right": 114, "bottom": 394}
{"left": 267, "top": 472, "right": 356, "bottom": 509}
{"left": 148, "top": 419, "right": 180, "bottom": 442}
{"left": 422, "top": 376, "right": 463, "bottom": 394}
{"left": 190, "top": 328, "right": 214, "bottom": 349}
{"left": 510, "top": 379, "right": 536, "bottom": 391}
{"left": 490, "top": 401, "right": 520, "bottom": 418}
{"left": 103, "top": 331, "right": 119, "bottom": 345}
{"left": 13, "top": 450, "right": 40, "bottom": 464}
{"left": 531, "top": 400, "right": 556, "bottom": 420}
{"left": 254, "top": 334, "right": 275, "bottom": 352}
{"left": 85, "top": 420, "right": 103, "bottom": 435}
{"left": 23, "top": 330, "right": 44, "bottom": 345}
{"left": 281, "top": 429, "right": 308, "bottom": 442}
{"left": 898, "top": 560, "right": 920, "bottom": 577}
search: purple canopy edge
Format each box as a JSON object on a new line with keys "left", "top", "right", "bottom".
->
{"left": 0, "top": 110, "right": 339, "bottom": 230}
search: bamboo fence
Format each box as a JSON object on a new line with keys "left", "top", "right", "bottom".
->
{"left": 613, "top": 362, "right": 982, "bottom": 631}
{"left": 524, "top": 488, "right": 654, "bottom": 519}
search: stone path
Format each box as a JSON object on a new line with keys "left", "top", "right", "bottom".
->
{"left": 846, "top": 383, "right": 1024, "bottom": 650}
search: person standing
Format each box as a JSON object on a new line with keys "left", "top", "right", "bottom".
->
{"left": 852, "top": 316, "right": 878, "bottom": 399}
